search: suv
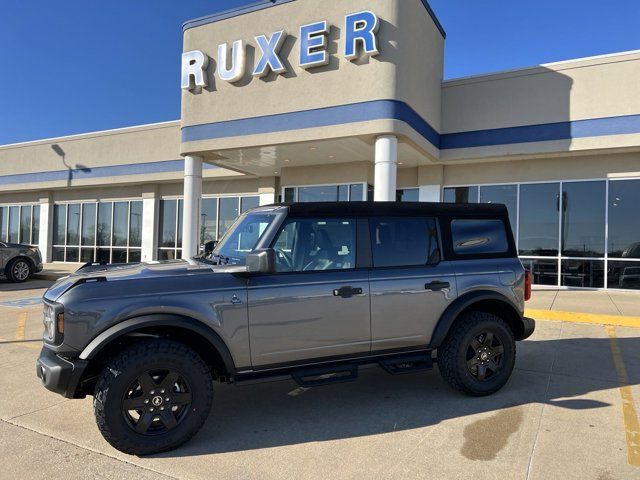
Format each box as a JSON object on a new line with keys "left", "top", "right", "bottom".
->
{"left": 1, "top": 242, "right": 43, "bottom": 282}
{"left": 37, "top": 202, "right": 534, "bottom": 455}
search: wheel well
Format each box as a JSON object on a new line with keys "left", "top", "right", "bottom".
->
{"left": 80, "top": 325, "right": 231, "bottom": 395}
{"left": 459, "top": 299, "right": 524, "bottom": 339}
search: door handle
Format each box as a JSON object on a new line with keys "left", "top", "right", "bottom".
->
{"left": 333, "top": 286, "right": 363, "bottom": 298}
{"left": 425, "top": 281, "right": 450, "bottom": 291}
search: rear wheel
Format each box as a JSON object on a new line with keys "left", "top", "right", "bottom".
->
{"left": 6, "top": 258, "right": 32, "bottom": 283}
{"left": 437, "top": 311, "right": 516, "bottom": 396}
{"left": 93, "top": 339, "right": 213, "bottom": 455}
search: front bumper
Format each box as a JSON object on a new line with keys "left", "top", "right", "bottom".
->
{"left": 520, "top": 317, "right": 536, "bottom": 341}
{"left": 36, "top": 347, "right": 88, "bottom": 398}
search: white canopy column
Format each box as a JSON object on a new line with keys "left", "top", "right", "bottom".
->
{"left": 182, "top": 155, "right": 203, "bottom": 259}
{"left": 374, "top": 135, "right": 398, "bottom": 202}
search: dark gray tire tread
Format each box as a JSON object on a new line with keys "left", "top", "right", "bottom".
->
{"left": 93, "top": 339, "right": 213, "bottom": 455}
{"left": 437, "top": 311, "right": 515, "bottom": 397}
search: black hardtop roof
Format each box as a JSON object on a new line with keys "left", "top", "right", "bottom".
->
{"left": 271, "top": 202, "right": 509, "bottom": 218}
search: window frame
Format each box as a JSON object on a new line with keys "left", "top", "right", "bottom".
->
{"left": 0, "top": 203, "right": 40, "bottom": 245}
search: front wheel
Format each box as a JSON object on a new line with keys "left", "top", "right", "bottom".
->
{"left": 6, "top": 258, "right": 32, "bottom": 283}
{"left": 93, "top": 339, "right": 213, "bottom": 455}
{"left": 437, "top": 311, "right": 516, "bottom": 396}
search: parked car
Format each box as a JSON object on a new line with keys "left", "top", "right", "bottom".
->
{"left": 36, "top": 202, "right": 534, "bottom": 455}
{"left": 0, "top": 242, "right": 43, "bottom": 282}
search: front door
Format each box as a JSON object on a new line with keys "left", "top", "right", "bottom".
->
{"left": 368, "top": 217, "right": 457, "bottom": 351}
{"left": 248, "top": 217, "right": 370, "bottom": 367}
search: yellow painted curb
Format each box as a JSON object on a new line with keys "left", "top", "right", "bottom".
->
{"left": 526, "top": 309, "right": 640, "bottom": 328}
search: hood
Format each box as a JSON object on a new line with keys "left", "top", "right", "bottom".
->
{"left": 43, "top": 259, "right": 246, "bottom": 302}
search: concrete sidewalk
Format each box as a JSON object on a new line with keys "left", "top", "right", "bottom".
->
{"left": 34, "top": 263, "right": 81, "bottom": 281}
{"left": 529, "top": 289, "right": 640, "bottom": 317}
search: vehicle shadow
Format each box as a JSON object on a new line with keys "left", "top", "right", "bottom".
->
{"left": 154, "top": 334, "right": 640, "bottom": 458}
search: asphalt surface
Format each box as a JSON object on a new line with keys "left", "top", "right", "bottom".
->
{"left": 0, "top": 279, "right": 639, "bottom": 479}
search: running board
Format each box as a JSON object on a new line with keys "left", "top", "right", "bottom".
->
{"left": 379, "top": 354, "right": 433, "bottom": 375}
{"left": 291, "top": 364, "right": 358, "bottom": 387}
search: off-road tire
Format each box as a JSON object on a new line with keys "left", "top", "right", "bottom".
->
{"left": 6, "top": 257, "right": 32, "bottom": 283}
{"left": 437, "top": 311, "right": 516, "bottom": 396}
{"left": 93, "top": 339, "right": 213, "bottom": 455}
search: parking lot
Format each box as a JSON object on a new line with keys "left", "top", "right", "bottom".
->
{"left": 1, "top": 279, "right": 639, "bottom": 480}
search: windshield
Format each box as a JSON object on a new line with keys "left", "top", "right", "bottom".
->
{"left": 212, "top": 211, "right": 277, "bottom": 265}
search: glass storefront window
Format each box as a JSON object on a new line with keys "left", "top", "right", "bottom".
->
{"left": 443, "top": 186, "right": 478, "bottom": 203}
{"left": 561, "top": 259, "right": 604, "bottom": 288}
{"left": 520, "top": 258, "right": 559, "bottom": 286}
{"left": 97, "top": 202, "right": 112, "bottom": 246}
{"left": 8, "top": 206, "right": 19, "bottom": 243}
{"left": 561, "top": 181, "right": 606, "bottom": 257}
{"left": 81, "top": 203, "right": 96, "bottom": 246}
{"left": 480, "top": 185, "right": 517, "bottom": 237}
{"left": 608, "top": 179, "right": 640, "bottom": 259}
{"left": 32, "top": 205, "right": 40, "bottom": 244}
{"left": 129, "top": 201, "right": 143, "bottom": 247}
{"left": 19, "top": 206, "right": 31, "bottom": 244}
{"left": 397, "top": 188, "right": 419, "bottom": 202}
{"left": 53, "top": 201, "right": 142, "bottom": 263}
{"left": 284, "top": 184, "right": 367, "bottom": 203}
{"left": 608, "top": 261, "right": 640, "bottom": 290}
{"left": 201, "top": 198, "right": 218, "bottom": 243}
{"left": 518, "top": 183, "right": 559, "bottom": 256}
{"left": 0, "top": 207, "right": 6, "bottom": 242}
{"left": 158, "top": 195, "right": 259, "bottom": 260}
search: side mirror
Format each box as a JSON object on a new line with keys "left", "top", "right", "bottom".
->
{"left": 246, "top": 248, "right": 276, "bottom": 274}
{"left": 203, "top": 240, "right": 218, "bottom": 257}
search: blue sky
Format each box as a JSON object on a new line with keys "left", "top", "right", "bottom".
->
{"left": 0, "top": 0, "right": 638, "bottom": 144}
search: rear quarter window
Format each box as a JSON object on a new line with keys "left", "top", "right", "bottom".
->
{"left": 451, "top": 219, "right": 509, "bottom": 255}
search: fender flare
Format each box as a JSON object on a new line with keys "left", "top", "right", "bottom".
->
{"left": 78, "top": 314, "right": 237, "bottom": 375}
{"left": 428, "top": 290, "right": 524, "bottom": 349}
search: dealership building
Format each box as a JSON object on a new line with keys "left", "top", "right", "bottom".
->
{"left": 1, "top": 0, "right": 639, "bottom": 290}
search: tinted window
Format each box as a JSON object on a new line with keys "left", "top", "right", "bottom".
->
{"left": 218, "top": 197, "right": 239, "bottom": 238}
{"left": 608, "top": 179, "right": 640, "bottom": 259}
{"left": 19, "top": 206, "right": 31, "bottom": 244}
{"left": 53, "top": 205, "right": 65, "bottom": 245}
{"left": 561, "top": 181, "right": 605, "bottom": 257}
{"left": 97, "top": 202, "right": 112, "bottom": 246}
{"left": 201, "top": 198, "right": 218, "bottom": 243}
{"left": 397, "top": 188, "right": 419, "bottom": 202}
{"left": 129, "top": 201, "right": 143, "bottom": 247}
{"left": 0, "top": 207, "right": 7, "bottom": 242}
{"left": 66, "top": 204, "right": 80, "bottom": 246}
{"left": 241, "top": 196, "right": 260, "bottom": 213}
{"left": 8, "top": 206, "right": 19, "bottom": 243}
{"left": 480, "top": 185, "right": 517, "bottom": 238}
{"left": 444, "top": 186, "right": 478, "bottom": 203}
{"left": 273, "top": 218, "right": 356, "bottom": 272}
{"left": 519, "top": 183, "right": 559, "bottom": 256}
{"left": 112, "top": 202, "right": 128, "bottom": 247}
{"left": 451, "top": 219, "right": 509, "bottom": 255}
{"left": 158, "top": 200, "right": 176, "bottom": 248}
{"left": 370, "top": 218, "right": 440, "bottom": 267}
{"left": 32, "top": 205, "right": 40, "bottom": 244}
{"left": 81, "top": 203, "right": 96, "bottom": 246}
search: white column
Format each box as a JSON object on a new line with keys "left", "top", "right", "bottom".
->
{"left": 38, "top": 196, "right": 52, "bottom": 263}
{"left": 419, "top": 185, "right": 441, "bottom": 202}
{"left": 374, "top": 135, "right": 398, "bottom": 201}
{"left": 182, "top": 155, "right": 203, "bottom": 259}
{"left": 141, "top": 191, "right": 157, "bottom": 262}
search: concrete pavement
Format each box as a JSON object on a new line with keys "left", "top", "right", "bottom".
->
{"left": 1, "top": 282, "right": 640, "bottom": 479}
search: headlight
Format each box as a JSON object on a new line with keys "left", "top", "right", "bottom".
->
{"left": 42, "top": 303, "right": 63, "bottom": 343}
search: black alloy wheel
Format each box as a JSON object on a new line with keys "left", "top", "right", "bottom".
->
{"left": 121, "top": 369, "right": 193, "bottom": 435}
{"left": 465, "top": 331, "right": 505, "bottom": 381}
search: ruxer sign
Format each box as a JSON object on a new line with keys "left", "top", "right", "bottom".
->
{"left": 181, "top": 10, "right": 380, "bottom": 90}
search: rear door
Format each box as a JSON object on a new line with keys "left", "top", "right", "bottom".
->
{"left": 247, "top": 217, "right": 371, "bottom": 366}
{"left": 368, "top": 217, "right": 457, "bottom": 351}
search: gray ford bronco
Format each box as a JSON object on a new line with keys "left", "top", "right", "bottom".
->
{"left": 37, "top": 202, "right": 534, "bottom": 455}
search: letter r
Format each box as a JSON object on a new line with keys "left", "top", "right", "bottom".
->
{"left": 344, "top": 11, "right": 380, "bottom": 61}
{"left": 181, "top": 50, "right": 209, "bottom": 90}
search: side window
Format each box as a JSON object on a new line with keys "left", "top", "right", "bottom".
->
{"left": 272, "top": 218, "right": 356, "bottom": 272}
{"left": 451, "top": 219, "right": 509, "bottom": 255}
{"left": 370, "top": 217, "right": 440, "bottom": 268}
